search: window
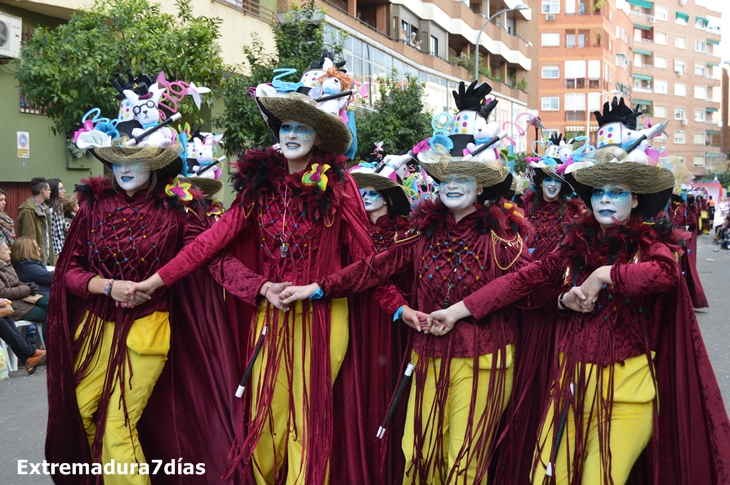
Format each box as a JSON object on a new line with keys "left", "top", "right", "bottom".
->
{"left": 542, "top": 66, "right": 560, "bottom": 78}
{"left": 695, "top": 63, "right": 706, "bottom": 76}
{"left": 694, "top": 110, "right": 706, "bottom": 122}
{"left": 694, "top": 85, "right": 707, "bottom": 99}
{"left": 674, "top": 60, "right": 685, "bottom": 75}
{"left": 693, "top": 156, "right": 705, "bottom": 168}
{"left": 675, "top": 83, "right": 686, "bottom": 96}
{"left": 542, "top": 0, "right": 560, "bottom": 14}
{"left": 694, "top": 132, "right": 706, "bottom": 144}
{"left": 695, "top": 40, "right": 706, "bottom": 53}
{"left": 676, "top": 155, "right": 685, "bottom": 166}
{"left": 654, "top": 105, "right": 667, "bottom": 118}
{"left": 696, "top": 18, "right": 708, "bottom": 29}
{"left": 674, "top": 107, "right": 685, "bottom": 120}
{"left": 565, "top": 93, "right": 586, "bottom": 110}
{"left": 655, "top": 32, "right": 667, "bottom": 45}
{"left": 430, "top": 36, "right": 439, "bottom": 56}
{"left": 674, "top": 132, "right": 685, "bottom": 144}
{"left": 566, "top": 33, "right": 576, "bottom": 48}
{"left": 654, "top": 80, "right": 668, "bottom": 94}
{"left": 655, "top": 7, "right": 668, "bottom": 21}
{"left": 634, "top": 53, "right": 643, "bottom": 66}
{"left": 542, "top": 97, "right": 559, "bottom": 110}
{"left": 675, "top": 36, "right": 686, "bottom": 49}
{"left": 542, "top": 33, "right": 560, "bottom": 46}
{"left": 655, "top": 56, "right": 667, "bottom": 69}
{"left": 634, "top": 78, "right": 652, "bottom": 92}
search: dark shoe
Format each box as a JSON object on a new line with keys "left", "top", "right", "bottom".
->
{"left": 25, "top": 349, "right": 46, "bottom": 375}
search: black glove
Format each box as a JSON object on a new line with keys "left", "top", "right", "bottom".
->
{"left": 26, "top": 282, "right": 39, "bottom": 296}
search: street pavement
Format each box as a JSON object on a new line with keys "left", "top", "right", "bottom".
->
{"left": 0, "top": 235, "right": 729, "bottom": 483}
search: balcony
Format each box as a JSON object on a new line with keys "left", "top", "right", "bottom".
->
{"left": 635, "top": 38, "right": 654, "bottom": 44}
{"left": 566, "top": 111, "right": 586, "bottom": 121}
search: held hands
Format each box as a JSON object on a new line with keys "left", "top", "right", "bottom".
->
{"left": 560, "top": 287, "right": 593, "bottom": 313}
{"left": 427, "top": 301, "right": 472, "bottom": 337}
{"left": 114, "top": 280, "right": 152, "bottom": 309}
{"left": 576, "top": 266, "right": 612, "bottom": 313}
{"left": 400, "top": 306, "right": 429, "bottom": 333}
{"left": 261, "top": 281, "right": 293, "bottom": 312}
{"left": 279, "top": 283, "right": 320, "bottom": 306}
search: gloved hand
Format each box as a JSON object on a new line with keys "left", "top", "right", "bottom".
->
{"left": 25, "top": 282, "right": 39, "bottom": 296}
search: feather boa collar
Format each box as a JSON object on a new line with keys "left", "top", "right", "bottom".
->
{"left": 75, "top": 175, "right": 204, "bottom": 213}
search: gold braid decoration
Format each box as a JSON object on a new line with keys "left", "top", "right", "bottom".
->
{"left": 490, "top": 230, "right": 523, "bottom": 271}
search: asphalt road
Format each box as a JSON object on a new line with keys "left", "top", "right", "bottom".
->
{"left": 0, "top": 235, "right": 729, "bottom": 484}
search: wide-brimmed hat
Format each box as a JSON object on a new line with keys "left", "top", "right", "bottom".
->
{"left": 417, "top": 153, "right": 513, "bottom": 200}
{"left": 178, "top": 176, "right": 223, "bottom": 197}
{"left": 257, "top": 92, "right": 352, "bottom": 155}
{"left": 90, "top": 136, "right": 184, "bottom": 181}
{"left": 350, "top": 165, "right": 411, "bottom": 216}
{"left": 563, "top": 146, "right": 674, "bottom": 218}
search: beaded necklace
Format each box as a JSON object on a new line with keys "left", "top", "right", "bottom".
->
{"left": 257, "top": 185, "right": 315, "bottom": 262}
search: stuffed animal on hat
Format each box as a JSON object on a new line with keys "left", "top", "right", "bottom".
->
{"left": 311, "top": 67, "right": 353, "bottom": 123}
{"left": 189, "top": 135, "right": 223, "bottom": 181}
{"left": 123, "top": 84, "right": 176, "bottom": 148}
{"left": 544, "top": 133, "right": 574, "bottom": 163}
{"left": 465, "top": 115, "right": 501, "bottom": 163}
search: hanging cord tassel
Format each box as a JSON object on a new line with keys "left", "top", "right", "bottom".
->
{"left": 377, "top": 361, "right": 416, "bottom": 439}
{"left": 235, "top": 325, "right": 267, "bottom": 398}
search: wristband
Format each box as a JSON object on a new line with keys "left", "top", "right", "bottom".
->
{"left": 263, "top": 282, "right": 273, "bottom": 297}
{"left": 558, "top": 292, "right": 569, "bottom": 311}
{"left": 104, "top": 279, "right": 115, "bottom": 297}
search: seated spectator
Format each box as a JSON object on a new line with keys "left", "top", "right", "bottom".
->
{"left": 0, "top": 298, "right": 45, "bottom": 374}
{"left": 12, "top": 237, "right": 53, "bottom": 298}
{"left": 0, "top": 189, "right": 15, "bottom": 247}
{"left": 63, "top": 195, "right": 79, "bottom": 230}
{"left": 0, "top": 242, "right": 47, "bottom": 346}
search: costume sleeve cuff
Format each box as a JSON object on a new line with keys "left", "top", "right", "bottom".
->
{"left": 311, "top": 288, "right": 324, "bottom": 300}
{"left": 393, "top": 306, "right": 404, "bottom": 322}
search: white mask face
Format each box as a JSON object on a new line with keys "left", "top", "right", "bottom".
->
{"left": 590, "top": 184, "right": 637, "bottom": 227}
{"left": 360, "top": 186, "right": 385, "bottom": 212}
{"left": 542, "top": 177, "right": 562, "bottom": 202}
{"left": 113, "top": 163, "right": 151, "bottom": 192}
{"left": 279, "top": 121, "right": 315, "bottom": 161}
{"left": 439, "top": 175, "right": 478, "bottom": 212}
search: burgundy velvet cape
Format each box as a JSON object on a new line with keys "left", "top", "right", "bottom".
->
{"left": 669, "top": 202, "right": 708, "bottom": 309}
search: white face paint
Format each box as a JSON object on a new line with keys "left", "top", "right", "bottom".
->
{"left": 590, "top": 184, "right": 637, "bottom": 227}
{"left": 360, "top": 186, "right": 385, "bottom": 212}
{"left": 279, "top": 121, "right": 316, "bottom": 162}
{"left": 113, "top": 163, "right": 152, "bottom": 193}
{"left": 542, "top": 177, "right": 563, "bottom": 202}
{"left": 439, "top": 175, "right": 478, "bottom": 213}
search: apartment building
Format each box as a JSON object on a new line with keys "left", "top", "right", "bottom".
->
{"left": 313, "top": 0, "right": 536, "bottom": 151}
{"left": 535, "top": 0, "right": 635, "bottom": 144}
{"left": 629, "top": 0, "right": 722, "bottom": 176}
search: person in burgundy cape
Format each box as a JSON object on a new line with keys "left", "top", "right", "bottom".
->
{"left": 128, "top": 92, "right": 416, "bottom": 485}
{"left": 428, "top": 145, "right": 730, "bottom": 484}
{"left": 279, "top": 151, "right": 532, "bottom": 484}
{"left": 668, "top": 192, "right": 708, "bottom": 309}
{"left": 44, "top": 73, "right": 225, "bottom": 484}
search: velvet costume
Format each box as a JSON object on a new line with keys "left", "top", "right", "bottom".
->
{"left": 461, "top": 214, "right": 730, "bottom": 484}
{"left": 155, "top": 148, "right": 405, "bottom": 485}
{"left": 45, "top": 177, "right": 230, "bottom": 484}
{"left": 669, "top": 201, "right": 708, "bottom": 309}
{"left": 522, "top": 190, "right": 585, "bottom": 261}
{"left": 318, "top": 199, "right": 531, "bottom": 484}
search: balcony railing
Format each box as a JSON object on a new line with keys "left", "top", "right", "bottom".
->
{"left": 566, "top": 111, "right": 586, "bottom": 121}
{"left": 629, "top": 9, "right": 652, "bottom": 19}
{"left": 216, "top": 0, "right": 280, "bottom": 25}
{"left": 636, "top": 38, "right": 654, "bottom": 44}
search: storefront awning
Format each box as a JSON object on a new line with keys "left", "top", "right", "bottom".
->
{"left": 707, "top": 38, "right": 720, "bottom": 45}
{"left": 628, "top": 0, "right": 653, "bottom": 8}
{"left": 633, "top": 23, "right": 651, "bottom": 31}
{"left": 676, "top": 12, "right": 689, "bottom": 22}
{"left": 706, "top": 107, "right": 719, "bottom": 112}
{"left": 633, "top": 99, "right": 652, "bottom": 105}
{"left": 632, "top": 74, "right": 653, "bottom": 81}
{"left": 707, "top": 62, "right": 719, "bottom": 67}
{"left": 633, "top": 48, "right": 653, "bottom": 56}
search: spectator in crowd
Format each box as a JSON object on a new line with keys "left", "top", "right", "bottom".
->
{"left": 12, "top": 237, "right": 53, "bottom": 298}
{"left": 708, "top": 195, "right": 716, "bottom": 228}
{"left": 0, "top": 242, "right": 47, "bottom": 346}
{"left": 0, "top": 189, "right": 15, "bottom": 247}
{"left": 0, "top": 298, "right": 45, "bottom": 374}
{"left": 48, "top": 178, "right": 66, "bottom": 256}
{"left": 410, "top": 32, "right": 421, "bottom": 50}
{"left": 17, "top": 177, "right": 56, "bottom": 265}
{"left": 63, "top": 194, "right": 79, "bottom": 229}
{"left": 400, "top": 29, "right": 408, "bottom": 43}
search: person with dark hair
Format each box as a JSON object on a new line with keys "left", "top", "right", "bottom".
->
{"left": 0, "top": 298, "right": 45, "bottom": 374}
{"left": 12, "top": 237, "right": 53, "bottom": 298}
{"left": 63, "top": 194, "right": 79, "bottom": 228}
{"left": 48, "top": 178, "right": 67, "bottom": 256}
{"left": 17, "top": 177, "right": 55, "bottom": 265}
{"left": 0, "top": 189, "right": 16, "bottom": 247}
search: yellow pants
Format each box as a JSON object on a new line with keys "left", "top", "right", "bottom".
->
{"left": 532, "top": 354, "right": 655, "bottom": 485}
{"left": 251, "top": 298, "right": 349, "bottom": 485}
{"left": 402, "top": 345, "right": 514, "bottom": 485}
{"left": 75, "top": 311, "right": 171, "bottom": 485}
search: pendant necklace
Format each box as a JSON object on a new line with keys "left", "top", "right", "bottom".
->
{"left": 280, "top": 185, "right": 290, "bottom": 258}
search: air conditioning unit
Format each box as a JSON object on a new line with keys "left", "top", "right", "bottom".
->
{"left": 648, "top": 16, "right": 655, "bottom": 22}
{"left": 681, "top": 118, "right": 688, "bottom": 126}
{"left": 675, "top": 70, "right": 683, "bottom": 76}
{"left": 0, "top": 12, "right": 22, "bottom": 59}
{"left": 679, "top": 0, "right": 686, "bottom": 5}
{"left": 546, "top": 14, "right": 556, "bottom": 21}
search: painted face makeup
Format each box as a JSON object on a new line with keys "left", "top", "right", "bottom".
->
{"left": 591, "top": 184, "right": 636, "bottom": 227}
{"left": 360, "top": 187, "right": 385, "bottom": 212}
{"left": 279, "top": 121, "right": 315, "bottom": 161}
{"left": 113, "top": 163, "right": 152, "bottom": 193}
{"left": 542, "top": 177, "right": 563, "bottom": 202}
{"left": 439, "top": 175, "right": 478, "bottom": 212}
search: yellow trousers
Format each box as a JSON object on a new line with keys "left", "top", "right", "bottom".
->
{"left": 251, "top": 298, "right": 349, "bottom": 485}
{"left": 75, "top": 311, "right": 170, "bottom": 485}
{"left": 532, "top": 354, "right": 655, "bottom": 485}
{"left": 402, "top": 345, "right": 514, "bottom": 485}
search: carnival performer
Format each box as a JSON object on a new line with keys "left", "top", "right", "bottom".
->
{"left": 522, "top": 134, "right": 585, "bottom": 260}
{"left": 428, "top": 144, "right": 730, "bottom": 484}
{"left": 128, "top": 91, "right": 415, "bottom": 485}
{"left": 45, "top": 72, "right": 218, "bottom": 485}
{"left": 669, "top": 192, "right": 708, "bottom": 309}
{"left": 280, "top": 149, "right": 530, "bottom": 484}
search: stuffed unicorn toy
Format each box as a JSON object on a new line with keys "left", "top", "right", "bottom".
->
{"left": 123, "top": 84, "right": 176, "bottom": 148}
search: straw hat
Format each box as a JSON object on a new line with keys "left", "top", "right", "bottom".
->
{"left": 89, "top": 136, "right": 184, "bottom": 182}
{"left": 563, "top": 146, "right": 674, "bottom": 218}
{"left": 257, "top": 92, "right": 352, "bottom": 155}
{"left": 178, "top": 176, "right": 222, "bottom": 197}
{"left": 350, "top": 165, "right": 411, "bottom": 216}
{"left": 417, "top": 153, "right": 513, "bottom": 201}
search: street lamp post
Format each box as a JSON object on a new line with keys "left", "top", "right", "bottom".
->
{"left": 474, "top": 4, "right": 530, "bottom": 82}
{"left": 585, "top": 89, "right": 621, "bottom": 142}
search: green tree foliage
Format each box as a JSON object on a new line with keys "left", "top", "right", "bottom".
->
{"left": 355, "top": 74, "right": 432, "bottom": 160}
{"left": 17, "top": 0, "right": 224, "bottom": 136}
{"left": 513, "top": 152, "right": 528, "bottom": 174}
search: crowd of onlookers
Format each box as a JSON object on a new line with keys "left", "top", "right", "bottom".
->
{"left": 0, "top": 177, "right": 78, "bottom": 376}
